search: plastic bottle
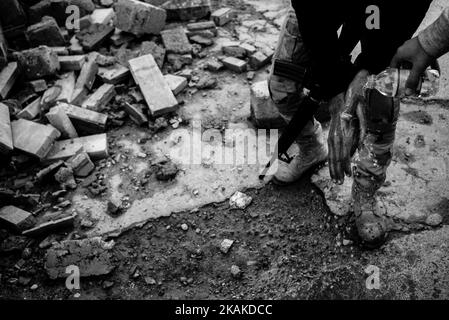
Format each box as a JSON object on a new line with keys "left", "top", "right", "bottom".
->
{"left": 365, "top": 68, "right": 440, "bottom": 98}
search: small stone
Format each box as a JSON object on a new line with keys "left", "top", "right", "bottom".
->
{"left": 229, "top": 191, "right": 252, "bottom": 210}
{"left": 144, "top": 277, "right": 156, "bottom": 285}
{"left": 107, "top": 199, "right": 122, "bottom": 215}
{"left": 426, "top": 213, "right": 443, "bottom": 227}
{"left": 30, "top": 284, "right": 39, "bottom": 290}
{"left": 181, "top": 223, "right": 189, "bottom": 231}
{"left": 220, "top": 239, "right": 234, "bottom": 254}
{"left": 230, "top": 265, "right": 241, "bottom": 278}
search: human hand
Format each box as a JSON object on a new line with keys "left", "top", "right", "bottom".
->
{"left": 390, "top": 37, "right": 434, "bottom": 95}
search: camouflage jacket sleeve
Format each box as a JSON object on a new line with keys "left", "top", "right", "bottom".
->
{"left": 418, "top": 7, "right": 449, "bottom": 58}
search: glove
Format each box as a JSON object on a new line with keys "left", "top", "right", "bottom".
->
{"left": 328, "top": 70, "right": 369, "bottom": 184}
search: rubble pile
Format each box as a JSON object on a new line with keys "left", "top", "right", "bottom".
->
{"left": 0, "top": 0, "right": 276, "bottom": 285}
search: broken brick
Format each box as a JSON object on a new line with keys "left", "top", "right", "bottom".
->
{"left": 11, "top": 119, "right": 61, "bottom": 159}
{"left": 16, "top": 46, "right": 60, "bottom": 80}
{"left": 249, "top": 51, "right": 271, "bottom": 70}
{"left": 66, "top": 151, "right": 94, "bottom": 177}
{"left": 26, "top": 16, "right": 65, "bottom": 47}
{"left": 98, "top": 64, "right": 130, "bottom": 85}
{"left": 0, "top": 206, "right": 36, "bottom": 232}
{"left": 164, "top": 74, "right": 188, "bottom": 95}
{"left": 122, "top": 102, "right": 148, "bottom": 126}
{"left": 0, "top": 62, "right": 19, "bottom": 99}
{"left": 222, "top": 57, "right": 247, "bottom": 73}
{"left": 163, "top": 0, "right": 211, "bottom": 22}
{"left": 161, "top": 27, "right": 192, "bottom": 54}
{"left": 81, "top": 83, "right": 116, "bottom": 111}
{"left": 76, "top": 23, "right": 114, "bottom": 51}
{"left": 114, "top": 0, "right": 166, "bottom": 36}
{"left": 46, "top": 105, "right": 79, "bottom": 139}
{"left": 58, "top": 102, "right": 108, "bottom": 134}
{"left": 0, "top": 102, "right": 13, "bottom": 154}
{"left": 129, "top": 54, "right": 178, "bottom": 117}
{"left": 211, "top": 7, "right": 236, "bottom": 26}
{"left": 16, "top": 98, "right": 41, "bottom": 121}
{"left": 58, "top": 55, "right": 86, "bottom": 71}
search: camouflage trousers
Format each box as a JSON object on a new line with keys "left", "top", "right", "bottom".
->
{"left": 268, "top": 8, "right": 400, "bottom": 192}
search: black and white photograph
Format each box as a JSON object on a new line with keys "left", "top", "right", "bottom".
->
{"left": 0, "top": 0, "right": 448, "bottom": 309}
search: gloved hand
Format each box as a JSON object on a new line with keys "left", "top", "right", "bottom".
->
{"left": 328, "top": 70, "right": 369, "bottom": 184}
{"left": 390, "top": 37, "right": 434, "bottom": 96}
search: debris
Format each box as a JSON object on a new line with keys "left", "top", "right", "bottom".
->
{"left": 156, "top": 161, "right": 179, "bottom": 181}
{"left": 229, "top": 191, "right": 252, "bottom": 210}
{"left": 167, "top": 53, "right": 193, "bottom": 71}
{"left": 30, "top": 284, "right": 39, "bottom": 291}
{"left": 123, "top": 102, "right": 148, "bottom": 125}
{"left": 107, "top": 199, "right": 122, "bottom": 215}
{"left": 222, "top": 57, "right": 247, "bottom": 73}
{"left": 206, "top": 59, "right": 224, "bottom": 72}
{"left": 222, "top": 41, "right": 246, "bottom": 58}
{"left": 211, "top": 8, "right": 235, "bottom": 26}
{"left": 186, "top": 21, "right": 217, "bottom": 36}
{"left": 220, "top": 239, "right": 234, "bottom": 254}
{"left": 76, "top": 23, "right": 115, "bottom": 51}
{"left": 139, "top": 41, "right": 166, "bottom": 69}
{"left": 114, "top": 0, "right": 166, "bottom": 36}
{"left": 230, "top": 265, "right": 242, "bottom": 278}
{"left": 15, "top": 46, "right": 60, "bottom": 80}
{"left": 46, "top": 105, "right": 79, "bottom": 139}
{"left": 54, "top": 72, "right": 76, "bottom": 103}
{"left": 0, "top": 206, "right": 36, "bottom": 232}
{"left": 58, "top": 102, "right": 108, "bottom": 134}
{"left": 0, "top": 102, "right": 13, "bottom": 154}
{"left": 36, "top": 161, "right": 65, "bottom": 181}
{"left": 16, "top": 98, "right": 41, "bottom": 120}
{"left": 28, "top": 79, "right": 48, "bottom": 93}
{"left": 0, "top": 62, "right": 19, "bottom": 98}
{"left": 240, "top": 43, "right": 257, "bottom": 56}
{"left": 195, "top": 74, "right": 217, "bottom": 89}
{"left": 250, "top": 80, "right": 286, "bottom": 129}
{"left": 246, "top": 71, "right": 255, "bottom": 81}
{"left": 26, "top": 16, "right": 65, "bottom": 47}
{"left": 161, "top": 27, "right": 192, "bottom": 54}
{"left": 54, "top": 166, "right": 77, "bottom": 190}
{"left": 129, "top": 54, "right": 178, "bottom": 116}
{"left": 90, "top": 8, "right": 115, "bottom": 25}
{"left": 98, "top": 64, "right": 130, "bottom": 85}
{"left": 163, "top": 0, "right": 211, "bottom": 21}
{"left": 425, "top": 213, "right": 443, "bottom": 227}
{"left": 45, "top": 237, "right": 115, "bottom": 279}
{"left": 164, "top": 74, "right": 187, "bottom": 95}
{"left": 81, "top": 83, "right": 116, "bottom": 111}
{"left": 22, "top": 213, "right": 76, "bottom": 237}
{"left": 44, "top": 133, "right": 108, "bottom": 163}
{"left": 249, "top": 51, "right": 271, "bottom": 70}
{"left": 67, "top": 151, "right": 95, "bottom": 177}
{"left": 189, "top": 35, "right": 213, "bottom": 47}
{"left": 11, "top": 119, "right": 61, "bottom": 159}
{"left": 58, "top": 55, "right": 86, "bottom": 71}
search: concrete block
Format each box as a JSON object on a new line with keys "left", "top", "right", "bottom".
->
{"left": 0, "top": 206, "right": 35, "bottom": 232}
{"left": 222, "top": 57, "right": 247, "bottom": 73}
{"left": 249, "top": 51, "right": 271, "bottom": 70}
{"left": 44, "top": 133, "right": 108, "bottom": 163}
{"left": 17, "top": 98, "right": 41, "bottom": 120}
{"left": 16, "top": 46, "right": 60, "bottom": 80}
{"left": 0, "top": 103, "right": 13, "bottom": 154}
{"left": 122, "top": 102, "right": 148, "bottom": 126}
{"left": 26, "top": 16, "right": 65, "bottom": 47}
{"left": 129, "top": 54, "right": 178, "bottom": 116}
{"left": 162, "top": 0, "right": 211, "bottom": 22}
{"left": 0, "top": 62, "right": 19, "bottom": 99}
{"left": 250, "top": 80, "right": 285, "bottom": 129}
{"left": 164, "top": 74, "right": 187, "bottom": 95}
{"left": 211, "top": 7, "right": 235, "bottom": 26}
{"left": 114, "top": 0, "right": 166, "bottom": 36}
{"left": 98, "top": 64, "right": 130, "bottom": 85}
{"left": 161, "top": 27, "right": 192, "bottom": 54}
{"left": 81, "top": 83, "right": 116, "bottom": 111}
{"left": 11, "top": 119, "right": 61, "bottom": 159}
{"left": 58, "top": 102, "right": 108, "bottom": 134}
{"left": 58, "top": 55, "right": 86, "bottom": 71}
{"left": 90, "top": 8, "right": 115, "bottom": 25}
{"left": 46, "top": 105, "right": 78, "bottom": 139}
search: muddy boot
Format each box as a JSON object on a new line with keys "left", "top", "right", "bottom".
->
{"left": 352, "top": 182, "right": 388, "bottom": 249}
{"left": 273, "top": 121, "right": 328, "bottom": 185}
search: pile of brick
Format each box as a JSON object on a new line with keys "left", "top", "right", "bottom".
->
{"left": 0, "top": 0, "right": 276, "bottom": 248}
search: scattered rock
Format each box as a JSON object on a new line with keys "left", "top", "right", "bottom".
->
{"left": 425, "top": 213, "right": 443, "bottom": 227}
{"left": 230, "top": 265, "right": 242, "bottom": 278}
{"left": 220, "top": 239, "right": 234, "bottom": 254}
{"left": 229, "top": 191, "right": 252, "bottom": 210}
